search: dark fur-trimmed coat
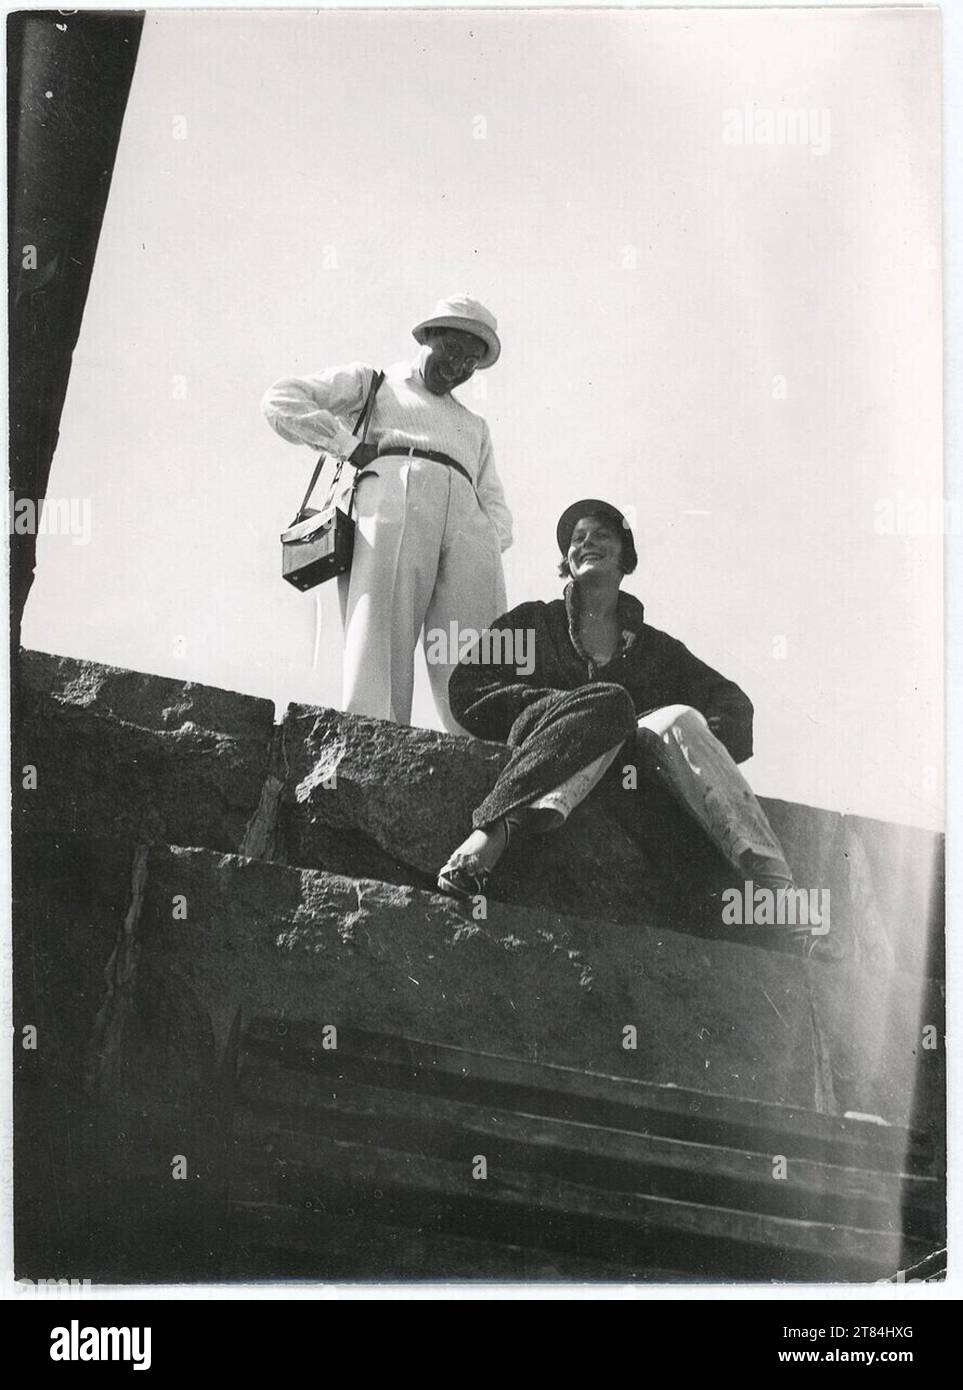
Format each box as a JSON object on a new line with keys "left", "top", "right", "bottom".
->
{"left": 449, "top": 585, "right": 754, "bottom": 828}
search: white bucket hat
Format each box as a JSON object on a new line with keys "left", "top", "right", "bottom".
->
{"left": 412, "top": 294, "right": 501, "bottom": 368}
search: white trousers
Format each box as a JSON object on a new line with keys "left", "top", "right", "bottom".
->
{"left": 528, "top": 704, "right": 793, "bottom": 886}
{"left": 635, "top": 705, "right": 792, "bottom": 885}
{"left": 337, "top": 455, "right": 507, "bottom": 733}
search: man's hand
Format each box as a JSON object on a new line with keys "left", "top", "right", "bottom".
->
{"left": 348, "top": 441, "right": 379, "bottom": 470}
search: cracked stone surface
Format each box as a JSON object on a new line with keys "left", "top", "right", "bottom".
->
{"left": 11, "top": 652, "right": 945, "bottom": 1284}
{"left": 16, "top": 834, "right": 940, "bottom": 1128}
{"left": 14, "top": 650, "right": 276, "bottom": 853}
{"left": 21, "top": 836, "right": 815, "bottom": 1109}
{"left": 11, "top": 651, "right": 945, "bottom": 1125}
{"left": 13, "top": 653, "right": 943, "bottom": 978}
{"left": 281, "top": 702, "right": 736, "bottom": 934}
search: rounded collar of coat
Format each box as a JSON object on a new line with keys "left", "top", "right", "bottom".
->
{"left": 563, "top": 581, "right": 646, "bottom": 662}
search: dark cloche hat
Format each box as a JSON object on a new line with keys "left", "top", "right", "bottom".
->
{"left": 556, "top": 498, "right": 638, "bottom": 571}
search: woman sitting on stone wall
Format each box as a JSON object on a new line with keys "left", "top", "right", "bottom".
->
{"left": 437, "top": 498, "right": 805, "bottom": 946}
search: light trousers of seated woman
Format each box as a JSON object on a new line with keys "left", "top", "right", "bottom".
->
{"left": 527, "top": 703, "right": 792, "bottom": 887}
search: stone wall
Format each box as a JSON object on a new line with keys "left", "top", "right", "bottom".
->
{"left": 12, "top": 650, "right": 945, "bottom": 1280}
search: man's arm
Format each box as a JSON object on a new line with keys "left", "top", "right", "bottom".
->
{"left": 474, "top": 421, "right": 513, "bottom": 552}
{"left": 261, "top": 361, "right": 375, "bottom": 460}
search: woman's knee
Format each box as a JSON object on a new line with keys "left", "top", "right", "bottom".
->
{"left": 587, "top": 683, "right": 638, "bottom": 738}
{"left": 509, "top": 683, "right": 637, "bottom": 748}
{"left": 637, "top": 703, "right": 707, "bottom": 740}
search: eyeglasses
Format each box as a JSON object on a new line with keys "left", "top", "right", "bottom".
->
{"left": 431, "top": 331, "right": 483, "bottom": 372}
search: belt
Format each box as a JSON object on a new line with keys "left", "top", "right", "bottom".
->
{"left": 377, "top": 447, "right": 473, "bottom": 487}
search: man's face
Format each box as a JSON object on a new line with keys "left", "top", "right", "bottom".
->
{"left": 568, "top": 515, "right": 624, "bottom": 581}
{"left": 422, "top": 328, "right": 486, "bottom": 395}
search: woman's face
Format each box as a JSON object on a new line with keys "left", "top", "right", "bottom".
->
{"left": 422, "top": 328, "right": 486, "bottom": 395}
{"left": 568, "top": 515, "right": 624, "bottom": 582}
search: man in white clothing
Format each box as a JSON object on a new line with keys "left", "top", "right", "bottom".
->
{"left": 262, "top": 295, "right": 513, "bottom": 732}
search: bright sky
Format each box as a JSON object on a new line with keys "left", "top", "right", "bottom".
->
{"left": 22, "top": 6, "right": 942, "bottom": 827}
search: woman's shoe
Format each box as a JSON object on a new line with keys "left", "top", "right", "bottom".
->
{"left": 437, "top": 817, "right": 513, "bottom": 901}
{"left": 436, "top": 851, "right": 492, "bottom": 901}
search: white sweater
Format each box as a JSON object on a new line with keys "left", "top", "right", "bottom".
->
{"left": 262, "top": 350, "right": 513, "bottom": 551}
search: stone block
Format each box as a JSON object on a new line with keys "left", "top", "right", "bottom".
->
{"left": 281, "top": 703, "right": 711, "bottom": 931}
{"left": 14, "top": 650, "right": 275, "bottom": 854}
{"left": 89, "top": 843, "right": 819, "bottom": 1110}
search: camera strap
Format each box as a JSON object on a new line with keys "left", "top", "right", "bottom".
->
{"left": 292, "top": 369, "right": 385, "bottom": 525}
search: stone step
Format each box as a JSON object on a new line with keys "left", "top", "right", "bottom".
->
{"left": 12, "top": 648, "right": 946, "bottom": 1282}
{"left": 229, "top": 1203, "right": 657, "bottom": 1281}
{"left": 14, "top": 649, "right": 945, "bottom": 976}
{"left": 222, "top": 1013, "right": 941, "bottom": 1280}
{"left": 227, "top": 1133, "right": 927, "bottom": 1283}
{"left": 14, "top": 649, "right": 277, "bottom": 857}
{"left": 233, "top": 1064, "right": 941, "bottom": 1238}
{"left": 240, "top": 1016, "right": 941, "bottom": 1179}
{"left": 15, "top": 837, "right": 944, "bottom": 1128}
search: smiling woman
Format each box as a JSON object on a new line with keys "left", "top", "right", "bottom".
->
{"left": 438, "top": 497, "right": 808, "bottom": 950}
{"left": 558, "top": 502, "right": 638, "bottom": 665}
